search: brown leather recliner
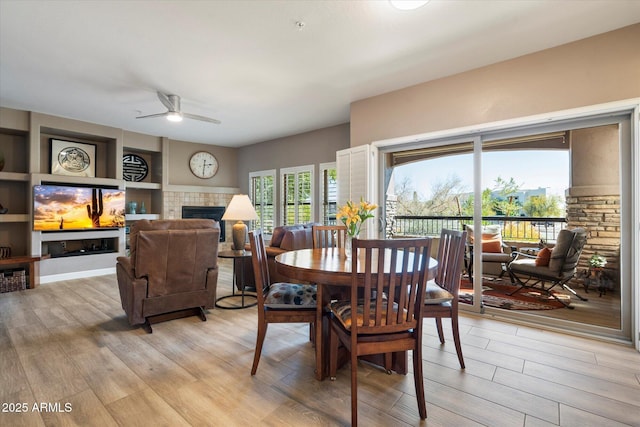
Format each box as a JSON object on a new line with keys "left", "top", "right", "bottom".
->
{"left": 116, "top": 219, "right": 220, "bottom": 332}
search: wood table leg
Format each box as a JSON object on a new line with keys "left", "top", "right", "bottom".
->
{"left": 315, "top": 284, "right": 324, "bottom": 380}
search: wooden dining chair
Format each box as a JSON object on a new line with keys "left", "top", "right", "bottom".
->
{"left": 248, "top": 230, "right": 317, "bottom": 375}
{"left": 423, "top": 228, "right": 468, "bottom": 369}
{"left": 312, "top": 224, "right": 348, "bottom": 249}
{"left": 312, "top": 224, "right": 349, "bottom": 304}
{"left": 328, "top": 237, "right": 433, "bottom": 426}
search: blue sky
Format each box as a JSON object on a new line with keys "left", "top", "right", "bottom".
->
{"left": 394, "top": 150, "right": 569, "bottom": 199}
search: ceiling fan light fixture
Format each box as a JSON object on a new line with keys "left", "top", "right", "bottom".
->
{"left": 389, "top": 0, "right": 429, "bottom": 11}
{"left": 166, "top": 111, "right": 183, "bottom": 122}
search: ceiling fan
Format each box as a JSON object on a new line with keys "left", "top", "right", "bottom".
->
{"left": 136, "top": 91, "right": 221, "bottom": 124}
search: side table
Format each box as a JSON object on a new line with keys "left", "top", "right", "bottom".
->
{"left": 216, "top": 250, "right": 257, "bottom": 309}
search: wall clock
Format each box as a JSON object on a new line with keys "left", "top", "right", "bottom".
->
{"left": 189, "top": 151, "right": 218, "bottom": 179}
{"left": 123, "top": 154, "right": 149, "bottom": 182}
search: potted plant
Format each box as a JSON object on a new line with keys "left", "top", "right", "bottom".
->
{"left": 336, "top": 198, "right": 377, "bottom": 259}
{"left": 589, "top": 253, "right": 607, "bottom": 272}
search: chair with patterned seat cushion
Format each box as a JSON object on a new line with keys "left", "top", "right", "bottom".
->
{"left": 328, "top": 237, "right": 433, "bottom": 426}
{"left": 248, "top": 229, "right": 317, "bottom": 375}
{"left": 423, "top": 228, "right": 467, "bottom": 369}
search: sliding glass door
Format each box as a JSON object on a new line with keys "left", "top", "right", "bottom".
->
{"left": 385, "top": 138, "right": 482, "bottom": 311}
{"left": 380, "top": 113, "right": 633, "bottom": 342}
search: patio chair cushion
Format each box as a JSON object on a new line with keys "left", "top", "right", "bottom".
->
{"left": 480, "top": 252, "right": 513, "bottom": 263}
{"left": 424, "top": 281, "right": 454, "bottom": 304}
{"left": 264, "top": 282, "right": 317, "bottom": 308}
{"left": 509, "top": 258, "right": 572, "bottom": 280}
{"left": 548, "top": 229, "right": 573, "bottom": 273}
{"left": 330, "top": 299, "right": 402, "bottom": 329}
{"left": 535, "top": 247, "right": 551, "bottom": 266}
{"left": 482, "top": 240, "right": 502, "bottom": 253}
{"left": 466, "top": 225, "right": 504, "bottom": 253}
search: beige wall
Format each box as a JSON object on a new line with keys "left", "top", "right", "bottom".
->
{"left": 570, "top": 125, "right": 620, "bottom": 196}
{"left": 0, "top": 107, "right": 29, "bottom": 131}
{"left": 237, "top": 123, "right": 350, "bottom": 191}
{"left": 350, "top": 24, "right": 640, "bottom": 147}
{"left": 123, "top": 130, "right": 162, "bottom": 152}
{"left": 167, "top": 139, "right": 237, "bottom": 187}
{"left": 237, "top": 123, "right": 350, "bottom": 222}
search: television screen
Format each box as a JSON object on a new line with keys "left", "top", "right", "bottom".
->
{"left": 34, "top": 185, "right": 126, "bottom": 231}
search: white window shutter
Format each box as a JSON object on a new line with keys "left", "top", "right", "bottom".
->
{"left": 336, "top": 144, "right": 379, "bottom": 238}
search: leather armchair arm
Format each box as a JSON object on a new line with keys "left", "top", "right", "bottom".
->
{"left": 116, "top": 256, "right": 135, "bottom": 279}
{"left": 116, "top": 257, "right": 149, "bottom": 325}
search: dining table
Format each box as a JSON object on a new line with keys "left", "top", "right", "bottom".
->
{"left": 275, "top": 247, "right": 438, "bottom": 381}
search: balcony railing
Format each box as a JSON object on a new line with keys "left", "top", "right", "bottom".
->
{"left": 392, "top": 215, "right": 567, "bottom": 243}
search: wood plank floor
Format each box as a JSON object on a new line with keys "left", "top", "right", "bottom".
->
{"left": 464, "top": 275, "right": 622, "bottom": 330}
{"left": 1, "top": 259, "right": 639, "bottom": 426}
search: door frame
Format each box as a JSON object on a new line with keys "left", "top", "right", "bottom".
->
{"left": 372, "top": 98, "right": 639, "bottom": 349}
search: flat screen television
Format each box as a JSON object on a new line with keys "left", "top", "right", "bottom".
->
{"left": 34, "top": 184, "right": 126, "bottom": 231}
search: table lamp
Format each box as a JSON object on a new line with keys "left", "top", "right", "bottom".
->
{"left": 222, "top": 194, "right": 259, "bottom": 250}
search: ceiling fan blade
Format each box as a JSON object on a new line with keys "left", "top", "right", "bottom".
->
{"left": 156, "top": 91, "right": 176, "bottom": 111}
{"left": 136, "top": 112, "right": 168, "bottom": 119}
{"left": 182, "top": 112, "right": 221, "bottom": 124}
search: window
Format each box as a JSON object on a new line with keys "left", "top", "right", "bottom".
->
{"left": 249, "top": 170, "right": 275, "bottom": 234}
{"left": 319, "top": 162, "right": 337, "bottom": 225}
{"left": 281, "top": 165, "right": 313, "bottom": 225}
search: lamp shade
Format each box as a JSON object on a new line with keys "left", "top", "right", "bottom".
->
{"left": 222, "top": 195, "right": 259, "bottom": 250}
{"left": 222, "top": 194, "right": 259, "bottom": 221}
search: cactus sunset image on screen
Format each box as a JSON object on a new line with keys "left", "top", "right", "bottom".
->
{"left": 33, "top": 185, "right": 126, "bottom": 231}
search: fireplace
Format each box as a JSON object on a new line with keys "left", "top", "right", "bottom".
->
{"left": 182, "top": 206, "right": 226, "bottom": 242}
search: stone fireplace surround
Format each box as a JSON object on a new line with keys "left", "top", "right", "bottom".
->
{"left": 162, "top": 191, "right": 235, "bottom": 250}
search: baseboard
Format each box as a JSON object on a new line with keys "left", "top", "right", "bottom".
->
{"left": 40, "top": 267, "right": 116, "bottom": 284}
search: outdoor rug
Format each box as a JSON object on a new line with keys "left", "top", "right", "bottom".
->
{"left": 458, "top": 276, "right": 570, "bottom": 310}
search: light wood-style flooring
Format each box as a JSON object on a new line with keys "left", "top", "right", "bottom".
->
{"left": 1, "top": 259, "right": 639, "bottom": 426}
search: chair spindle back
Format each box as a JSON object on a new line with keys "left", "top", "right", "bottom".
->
{"left": 312, "top": 225, "right": 348, "bottom": 249}
{"left": 351, "top": 237, "right": 433, "bottom": 335}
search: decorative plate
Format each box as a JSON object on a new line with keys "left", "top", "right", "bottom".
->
{"left": 59, "top": 147, "right": 90, "bottom": 173}
{"left": 123, "top": 154, "right": 149, "bottom": 182}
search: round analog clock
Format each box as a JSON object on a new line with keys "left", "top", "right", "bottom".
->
{"left": 189, "top": 151, "right": 218, "bottom": 179}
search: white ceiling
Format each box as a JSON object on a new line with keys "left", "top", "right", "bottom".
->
{"left": 1, "top": 1, "right": 639, "bottom": 148}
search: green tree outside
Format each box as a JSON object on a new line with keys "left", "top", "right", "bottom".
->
{"left": 523, "top": 194, "right": 563, "bottom": 217}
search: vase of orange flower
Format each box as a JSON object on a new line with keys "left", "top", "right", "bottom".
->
{"left": 337, "top": 198, "right": 377, "bottom": 259}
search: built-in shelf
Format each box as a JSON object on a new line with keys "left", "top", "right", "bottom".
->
{"left": 0, "top": 256, "right": 43, "bottom": 289}
{"left": 41, "top": 234, "right": 119, "bottom": 259}
{"left": 125, "top": 214, "right": 160, "bottom": 221}
{"left": 125, "top": 181, "right": 161, "bottom": 190}
{"left": 49, "top": 249, "right": 116, "bottom": 258}
{"left": 0, "top": 171, "right": 29, "bottom": 182}
{"left": 33, "top": 173, "right": 124, "bottom": 188}
{"left": 0, "top": 125, "right": 30, "bottom": 261}
{"left": 0, "top": 214, "right": 29, "bottom": 223}
{"left": 40, "top": 229, "right": 122, "bottom": 242}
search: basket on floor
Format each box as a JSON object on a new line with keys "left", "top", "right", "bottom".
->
{"left": 0, "top": 268, "right": 27, "bottom": 293}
